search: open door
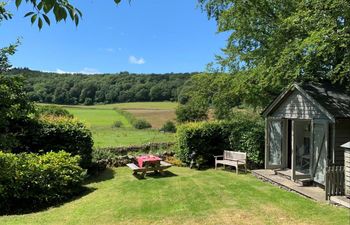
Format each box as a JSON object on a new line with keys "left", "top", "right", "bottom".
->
{"left": 312, "top": 120, "right": 328, "bottom": 185}
{"left": 266, "top": 119, "right": 283, "bottom": 169}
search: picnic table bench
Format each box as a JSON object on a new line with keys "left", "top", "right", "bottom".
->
{"left": 214, "top": 150, "right": 247, "bottom": 174}
{"left": 126, "top": 161, "right": 172, "bottom": 178}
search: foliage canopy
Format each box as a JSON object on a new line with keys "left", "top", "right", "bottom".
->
{"left": 199, "top": 0, "right": 350, "bottom": 107}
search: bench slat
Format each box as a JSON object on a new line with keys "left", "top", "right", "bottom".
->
{"left": 127, "top": 163, "right": 140, "bottom": 171}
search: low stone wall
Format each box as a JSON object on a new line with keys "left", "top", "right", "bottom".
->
{"left": 92, "top": 142, "right": 176, "bottom": 169}
{"left": 98, "top": 142, "right": 175, "bottom": 155}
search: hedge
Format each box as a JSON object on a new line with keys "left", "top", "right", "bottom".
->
{"left": 14, "top": 116, "right": 93, "bottom": 168}
{"left": 115, "top": 109, "right": 152, "bottom": 129}
{"left": 176, "top": 112, "right": 264, "bottom": 168}
{"left": 35, "top": 105, "right": 73, "bottom": 118}
{"left": 0, "top": 151, "right": 85, "bottom": 214}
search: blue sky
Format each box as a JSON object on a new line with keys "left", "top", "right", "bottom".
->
{"left": 1, "top": 0, "right": 228, "bottom": 74}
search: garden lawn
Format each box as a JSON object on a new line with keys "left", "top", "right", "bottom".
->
{"left": 1, "top": 167, "right": 348, "bottom": 225}
{"left": 64, "top": 106, "right": 175, "bottom": 147}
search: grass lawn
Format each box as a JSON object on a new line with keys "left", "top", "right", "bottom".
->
{"left": 63, "top": 105, "right": 175, "bottom": 147}
{"left": 1, "top": 167, "right": 348, "bottom": 225}
{"left": 124, "top": 109, "right": 176, "bottom": 128}
{"left": 55, "top": 101, "right": 178, "bottom": 110}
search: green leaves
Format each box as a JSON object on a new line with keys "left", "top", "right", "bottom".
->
{"left": 199, "top": 0, "right": 350, "bottom": 107}
{"left": 24, "top": 12, "right": 35, "bottom": 18}
{"left": 30, "top": 14, "right": 37, "bottom": 24}
{"left": 43, "top": 14, "right": 50, "bottom": 25}
{"left": 16, "top": 0, "right": 84, "bottom": 29}
{"left": 38, "top": 17, "right": 43, "bottom": 29}
{"left": 43, "top": 0, "right": 55, "bottom": 13}
{"left": 13, "top": 0, "right": 128, "bottom": 29}
{"left": 15, "top": 0, "right": 22, "bottom": 8}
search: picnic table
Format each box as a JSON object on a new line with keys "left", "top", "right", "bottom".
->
{"left": 127, "top": 155, "right": 172, "bottom": 178}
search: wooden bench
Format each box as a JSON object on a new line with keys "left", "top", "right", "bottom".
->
{"left": 214, "top": 150, "right": 247, "bottom": 174}
{"left": 127, "top": 161, "right": 172, "bottom": 178}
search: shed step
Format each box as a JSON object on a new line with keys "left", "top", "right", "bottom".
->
{"left": 296, "top": 178, "right": 313, "bottom": 187}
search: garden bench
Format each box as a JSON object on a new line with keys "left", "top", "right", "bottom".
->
{"left": 214, "top": 150, "right": 247, "bottom": 174}
{"left": 127, "top": 161, "right": 172, "bottom": 178}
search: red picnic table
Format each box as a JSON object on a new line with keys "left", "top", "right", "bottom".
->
{"left": 127, "top": 155, "right": 172, "bottom": 178}
{"left": 137, "top": 155, "right": 161, "bottom": 168}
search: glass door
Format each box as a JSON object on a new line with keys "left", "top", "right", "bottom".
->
{"left": 312, "top": 120, "right": 328, "bottom": 185}
{"left": 293, "top": 120, "right": 311, "bottom": 176}
{"left": 266, "top": 119, "right": 283, "bottom": 169}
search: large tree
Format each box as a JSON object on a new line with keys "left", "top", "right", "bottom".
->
{"left": 199, "top": 0, "right": 350, "bottom": 107}
{"left": 0, "top": 0, "right": 125, "bottom": 29}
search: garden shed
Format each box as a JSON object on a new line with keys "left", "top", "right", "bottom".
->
{"left": 262, "top": 81, "right": 350, "bottom": 186}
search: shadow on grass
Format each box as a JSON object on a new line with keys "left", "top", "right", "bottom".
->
{"left": 1, "top": 186, "right": 96, "bottom": 216}
{"left": 84, "top": 167, "right": 116, "bottom": 185}
{"left": 133, "top": 170, "right": 177, "bottom": 180}
{"left": 2, "top": 168, "right": 116, "bottom": 216}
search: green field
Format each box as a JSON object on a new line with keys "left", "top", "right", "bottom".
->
{"left": 1, "top": 167, "right": 348, "bottom": 225}
{"left": 61, "top": 103, "right": 176, "bottom": 147}
{"left": 57, "top": 101, "right": 178, "bottom": 110}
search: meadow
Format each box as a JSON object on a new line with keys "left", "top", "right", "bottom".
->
{"left": 61, "top": 102, "right": 177, "bottom": 147}
{"left": 1, "top": 167, "right": 348, "bottom": 225}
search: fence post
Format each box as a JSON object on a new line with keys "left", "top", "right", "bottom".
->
{"left": 325, "top": 166, "right": 345, "bottom": 200}
{"left": 325, "top": 167, "right": 329, "bottom": 200}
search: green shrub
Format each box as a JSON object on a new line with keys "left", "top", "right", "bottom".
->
{"left": 160, "top": 120, "right": 176, "bottom": 133}
{"left": 176, "top": 104, "right": 208, "bottom": 123}
{"left": 35, "top": 105, "right": 73, "bottom": 118}
{"left": 112, "top": 120, "right": 123, "bottom": 128}
{"left": 133, "top": 119, "right": 152, "bottom": 129}
{"left": 0, "top": 151, "right": 85, "bottom": 214}
{"left": 84, "top": 98, "right": 94, "bottom": 105}
{"left": 15, "top": 116, "right": 93, "bottom": 168}
{"left": 176, "top": 111, "right": 264, "bottom": 168}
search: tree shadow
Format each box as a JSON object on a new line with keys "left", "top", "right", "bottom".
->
{"left": 84, "top": 167, "right": 116, "bottom": 185}
{"left": 1, "top": 186, "right": 96, "bottom": 216}
{"left": 133, "top": 170, "right": 177, "bottom": 180}
{"left": 2, "top": 168, "right": 116, "bottom": 216}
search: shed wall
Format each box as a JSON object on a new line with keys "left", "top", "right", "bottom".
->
{"left": 334, "top": 119, "right": 350, "bottom": 166}
{"left": 272, "top": 90, "right": 329, "bottom": 119}
{"left": 345, "top": 149, "right": 350, "bottom": 196}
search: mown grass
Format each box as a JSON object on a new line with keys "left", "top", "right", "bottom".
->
{"left": 54, "top": 101, "right": 178, "bottom": 110}
{"left": 1, "top": 167, "right": 348, "bottom": 225}
{"left": 63, "top": 104, "right": 175, "bottom": 147}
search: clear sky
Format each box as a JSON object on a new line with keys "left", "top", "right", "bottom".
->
{"left": 1, "top": 0, "right": 228, "bottom": 74}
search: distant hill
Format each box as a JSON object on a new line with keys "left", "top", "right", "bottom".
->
{"left": 6, "top": 68, "right": 195, "bottom": 105}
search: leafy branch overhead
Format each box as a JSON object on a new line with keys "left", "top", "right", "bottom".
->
{"left": 14, "top": 0, "right": 123, "bottom": 29}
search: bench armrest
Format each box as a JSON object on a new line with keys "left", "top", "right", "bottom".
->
{"left": 214, "top": 155, "right": 223, "bottom": 159}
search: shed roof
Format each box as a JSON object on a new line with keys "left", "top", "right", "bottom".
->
{"left": 262, "top": 81, "right": 350, "bottom": 119}
{"left": 341, "top": 142, "right": 350, "bottom": 149}
{"left": 300, "top": 82, "right": 350, "bottom": 118}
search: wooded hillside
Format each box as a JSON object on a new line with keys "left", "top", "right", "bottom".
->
{"left": 6, "top": 68, "right": 193, "bottom": 105}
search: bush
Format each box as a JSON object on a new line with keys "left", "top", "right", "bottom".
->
{"left": 84, "top": 98, "right": 94, "bottom": 105}
{"left": 15, "top": 116, "right": 94, "bottom": 168}
{"left": 160, "top": 121, "right": 176, "bottom": 133}
{"left": 112, "top": 120, "right": 123, "bottom": 128}
{"left": 176, "top": 111, "right": 264, "bottom": 168}
{"left": 176, "top": 104, "right": 208, "bottom": 123}
{"left": 133, "top": 119, "right": 152, "bottom": 129}
{"left": 0, "top": 151, "right": 85, "bottom": 214}
{"left": 35, "top": 105, "right": 73, "bottom": 118}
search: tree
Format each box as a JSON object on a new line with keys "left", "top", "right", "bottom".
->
{"left": 0, "top": 0, "right": 126, "bottom": 29}
{"left": 199, "top": 0, "right": 350, "bottom": 107}
{"left": 0, "top": 41, "right": 19, "bottom": 73}
{"left": 0, "top": 75, "right": 33, "bottom": 150}
{"left": 177, "top": 73, "right": 240, "bottom": 119}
